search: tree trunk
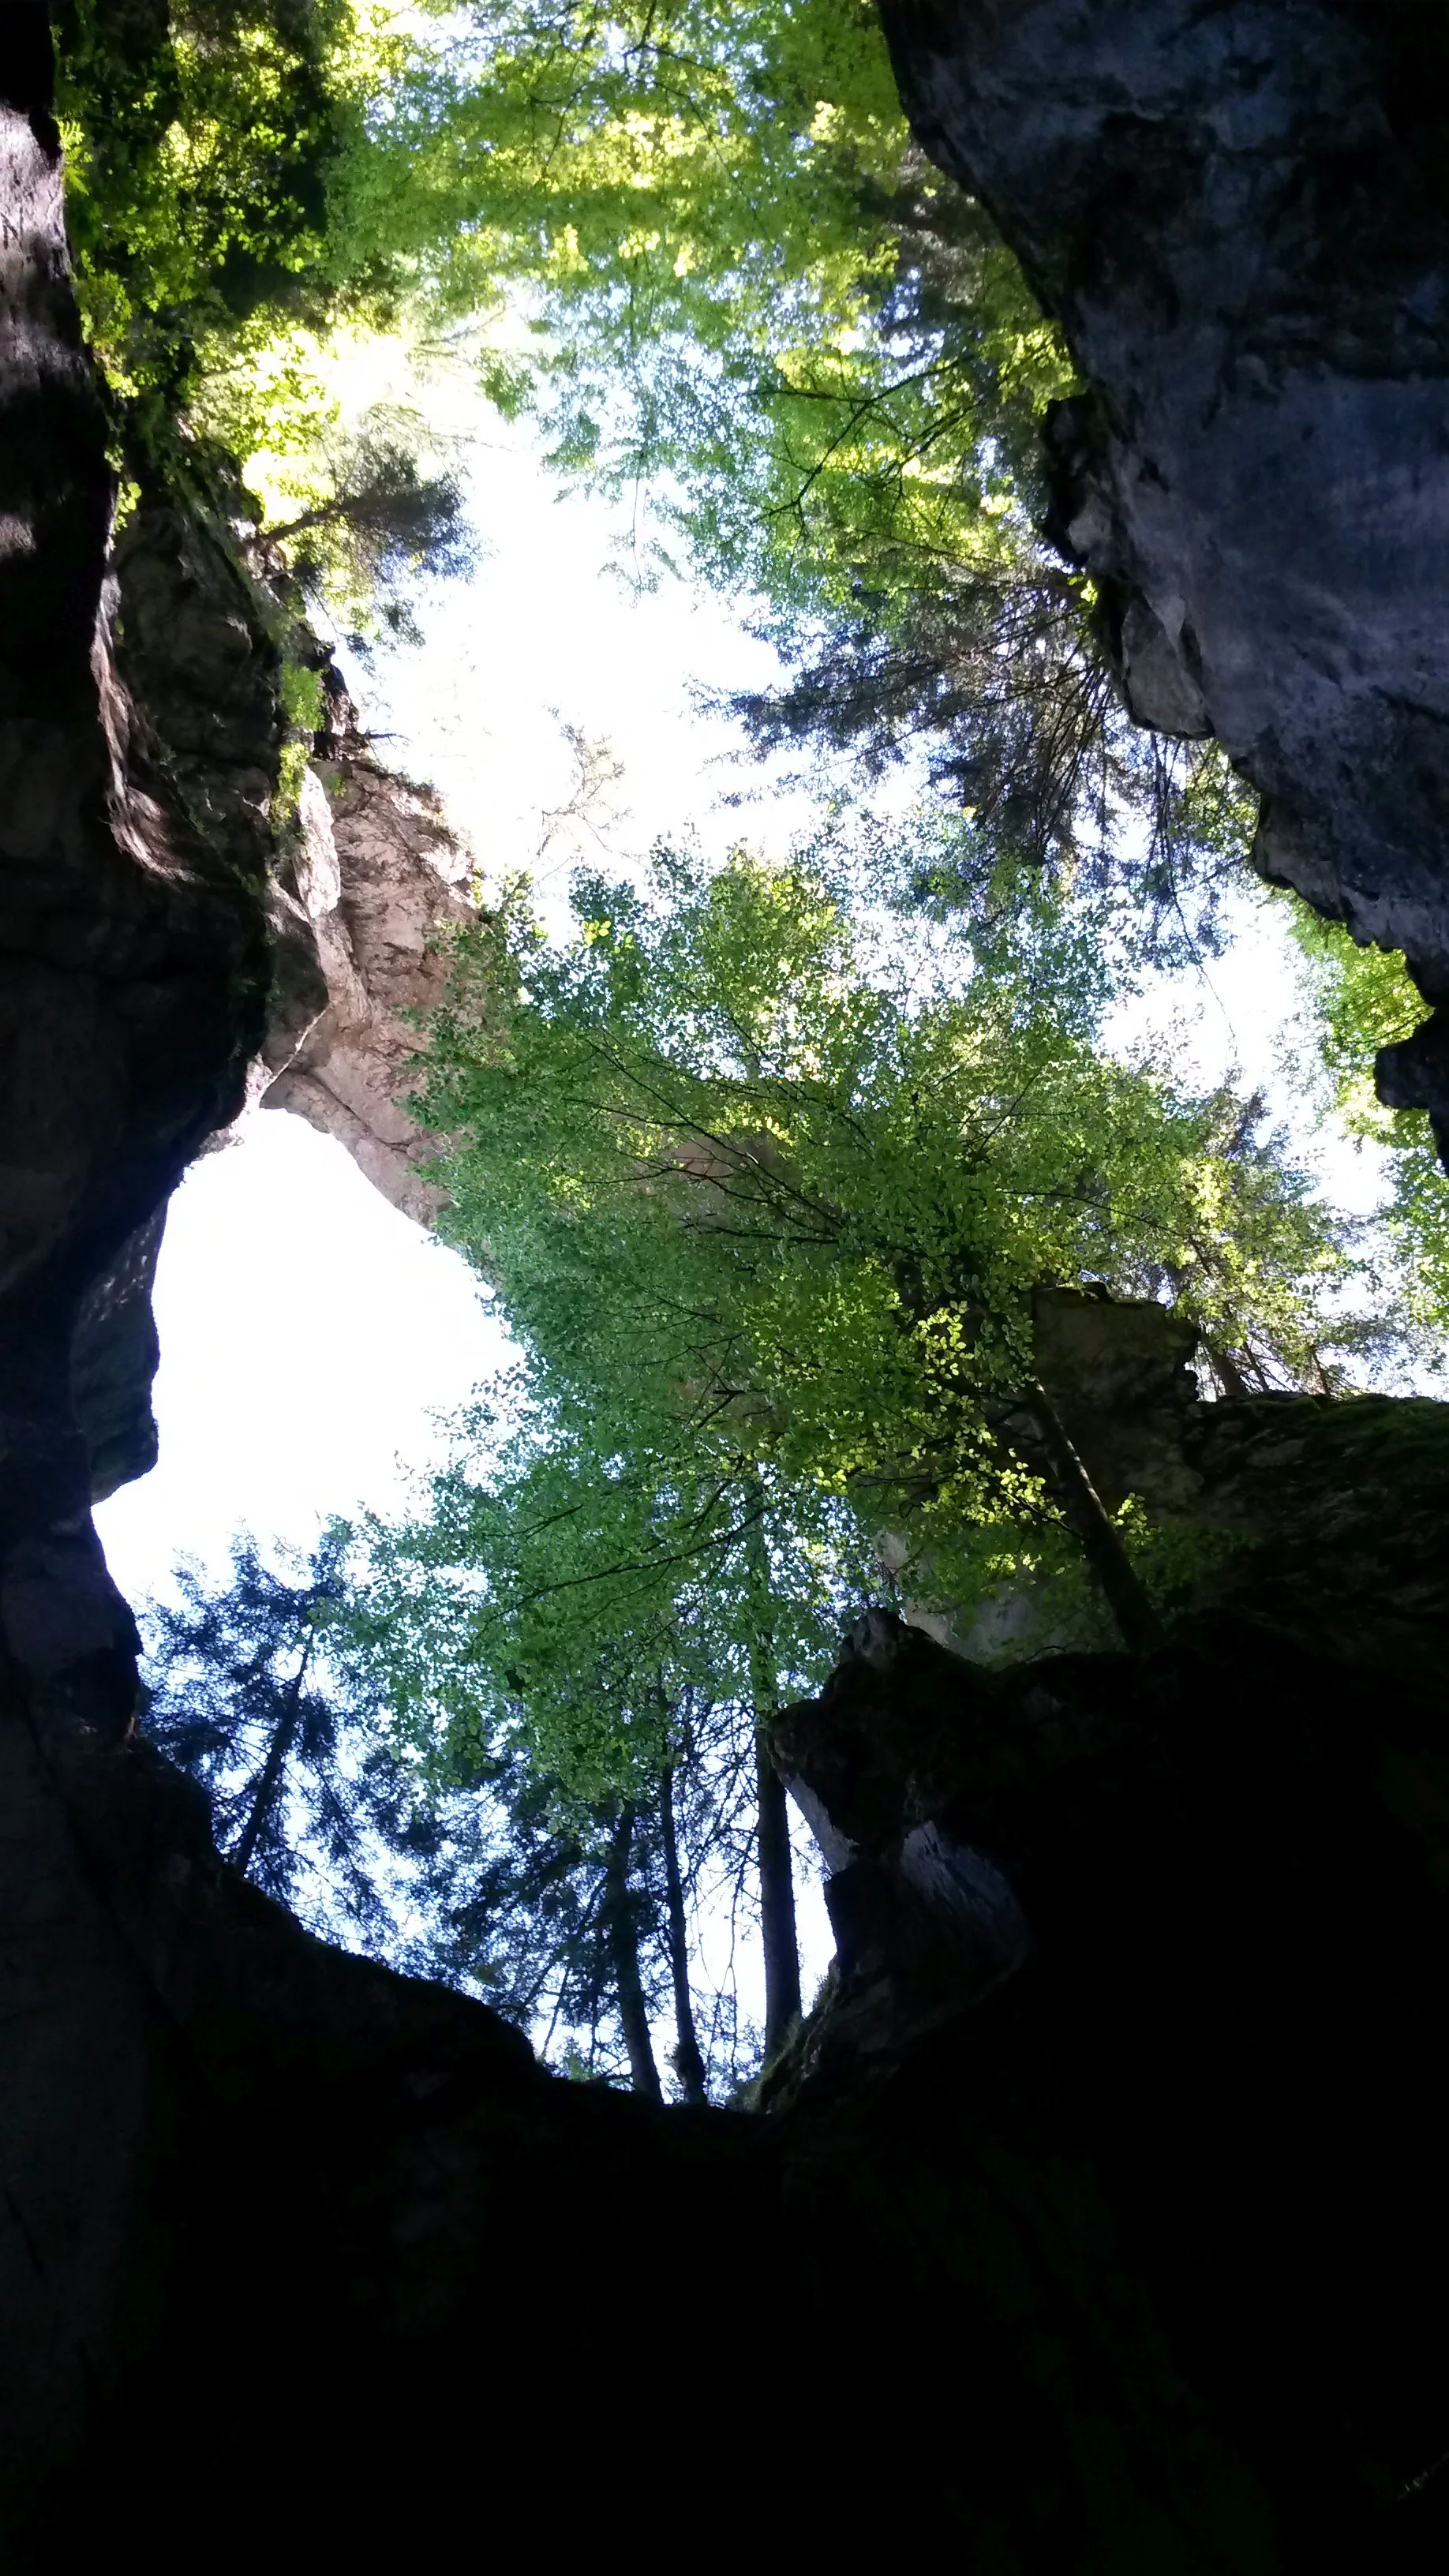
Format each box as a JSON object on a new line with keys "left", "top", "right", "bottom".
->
{"left": 659, "top": 1766, "right": 708, "bottom": 2104}
{"left": 230, "top": 1634, "right": 313, "bottom": 1879}
{"left": 743, "top": 1492, "right": 802, "bottom": 2058}
{"left": 605, "top": 1806, "right": 663, "bottom": 2102}
{"left": 755, "top": 1742, "right": 803, "bottom": 2057}
{"left": 1025, "top": 1380, "right": 1165, "bottom": 1657}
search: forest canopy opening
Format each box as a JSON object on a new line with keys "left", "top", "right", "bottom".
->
{"left": 58, "top": 1, "right": 1449, "bottom": 2099}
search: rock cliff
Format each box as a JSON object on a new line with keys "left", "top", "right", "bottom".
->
{"left": 67, "top": 610, "right": 480, "bottom": 1485}
{"left": 255, "top": 704, "right": 477, "bottom": 1226}
{"left": 882, "top": 0, "right": 1449, "bottom": 1149}
{"left": 766, "top": 1601, "right": 1449, "bottom": 2560}
{"left": 0, "top": 23, "right": 270, "bottom": 1702}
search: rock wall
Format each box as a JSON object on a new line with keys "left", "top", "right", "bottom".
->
{"left": 54, "top": 453, "right": 309, "bottom": 1507}
{"left": 896, "top": 1293, "right": 1449, "bottom": 1679}
{"left": 1023, "top": 1290, "right": 1449, "bottom": 1690}
{"left": 768, "top": 1604, "right": 1449, "bottom": 2559}
{"left": 0, "top": 21, "right": 271, "bottom": 1698}
{"left": 256, "top": 710, "right": 478, "bottom": 1226}
{"left": 66, "top": 640, "right": 481, "bottom": 1485}
{"left": 881, "top": 0, "right": 1449, "bottom": 1148}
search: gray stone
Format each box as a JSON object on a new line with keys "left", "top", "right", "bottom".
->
{"left": 882, "top": 0, "right": 1449, "bottom": 1136}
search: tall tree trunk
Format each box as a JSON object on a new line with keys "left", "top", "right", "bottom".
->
{"left": 743, "top": 1491, "right": 802, "bottom": 2059}
{"left": 1024, "top": 1381, "right": 1165, "bottom": 1657}
{"left": 230, "top": 1633, "right": 314, "bottom": 1879}
{"left": 605, "top": 1806, "right": 663, "bottom": 2102}
{"left": 658, "top": 1766, "right": 708, "bottom": 2104}
{"left": 754, "top": 1744, "right": 802, "bottom": 2058}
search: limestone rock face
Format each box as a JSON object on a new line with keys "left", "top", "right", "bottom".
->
{"left": 56, "top": 468, "right": 305, "bottom": 1503}
{"left": 1024, "top": 1294, "right": 1449, "bottom": 1689}
{"left": 881, "top": 0, "right": 1449, "bottom": 1144}
{"left": 257, "top": 729, "right": 478, "bottom": 1224}
{"left": 59, "top": 569, "right": 480, "bottom": 1482}
{"left": 60, "top": 709, "right": 482, "bottom": 1493}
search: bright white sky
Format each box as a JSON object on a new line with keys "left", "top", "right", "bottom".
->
{"left": 91, "top": 348, "right": 1408, "bottom": 2037}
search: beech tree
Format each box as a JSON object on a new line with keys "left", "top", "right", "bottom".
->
{"left": 414, "top": 838, "right": 1381, "bottom": 1634}
{"left": 369, "top": 2, "right": 1251, "bottom": 927}
{"left": 54, "top": 1, "right": 399, "bottom": 401}
{"left": 55, "top": 3, "right": 1247, "bottom": 930}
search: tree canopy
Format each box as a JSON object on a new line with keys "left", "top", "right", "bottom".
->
{"left": 68, "top": 6, "right": 1449, "bottom": 2111}
{"left": 369, "top": 2, "right": 1247, "bottom": 921}
{"left": 55, "top": 2, "right": 400, "bottom": 406}
{"left": 139, "top": 1526, "right": 403, "bottom": 1937}
{"left": 349, "top": 822, "right": 1349, "bottom": 2072}
{"left": 139, "top": 1522, "right": 792, "bottom": 2095}
{"left": 325, "top": 834, "right": 1406, "bottom": 2080}
{"left": 417, "top": 840, "right": 1375, "bottom": 1604}
{"left": 54, "top": 0, "right": 1249, "bottom": 930}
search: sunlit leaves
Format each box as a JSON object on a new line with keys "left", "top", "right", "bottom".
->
{"left": 365, "top": 2, "right": 1069, "bottom": 622}
{"left": 58, "top": 2, "right": 386, "bottom": 401}
{"left": 418, "top": 838, "right": 1368, "bottom": 1621}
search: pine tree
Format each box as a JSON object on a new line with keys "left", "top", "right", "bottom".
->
{"left": 139, "top": 1526, "right": 404, "bottom": 1943}
{"left": 141, "top": 1526, "right": 762, "bottom": 2097}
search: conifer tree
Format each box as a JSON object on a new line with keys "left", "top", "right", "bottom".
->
{"left": 139, "top": 1526, "right": 388, "bottom": 1928}
{"left": 141, "top": 1526, "right": 763, "bottom": 2095}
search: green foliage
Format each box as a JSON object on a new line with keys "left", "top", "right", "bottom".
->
{"left": 52, "top": 1, "right": 1256, "bottom": 924}
{"left": 1114, "top": 1498, "right": 1251, "bottom": 1626}
{"left": 279, "top": 657, "right": 325, "bottom": 733}
{"left": 354, "top": 1370, "right": 864, "bottom": 1795}
{"left": 415, "top": 839, "right": 1372, "bottom": 1616}
{"left": 271, "top": 651, "right": 324, "bottom": 817}
{"left": 56, "top": 2, "right": 1067, "bottom": 645}
{"left": 140, "top": 1523, "right": 747, "bottom": 2085}
{"left": 384, "top": 4, "right": 1065, "bottom": 612}
{"left": 365, "top": 3, "right": 1252, "bottom": 913}
{"left": 54, "top": 2, "right": 399, "bottom": 408}
{"left": 54, "top": 6, "right": 495, "bottom": 645}
{"left": 1288, "top": 906, "right": 1449, "bottom": 1336}
{"left": 346, "top": 1373, "right": 834, "bottom": 2091}
{"left": 407, "top": 1746, "right": 688, "bottom": 2090}
{"left": 260, "top": 401, "right": 479, "bottom": 645}
{"left": 387, "top": 3, "right": 926, "bottom": 410}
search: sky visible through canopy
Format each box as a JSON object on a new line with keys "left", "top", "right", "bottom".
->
{"left": 92, "top": 348, "right": 1402, "bottom": 2041}
{"left": 95, "top": 351, "right": 847, "bottom": 1601}
{"left": 96, "top": 355, "right": 1391, "bottom": 1597}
